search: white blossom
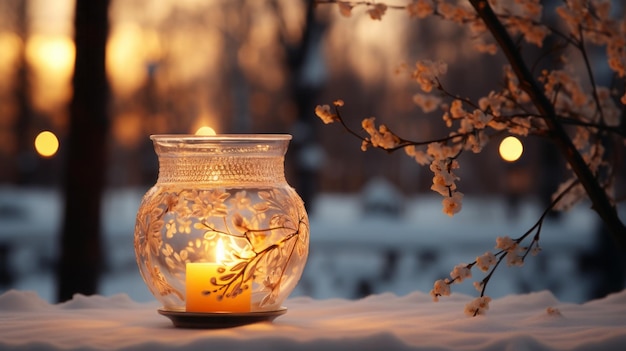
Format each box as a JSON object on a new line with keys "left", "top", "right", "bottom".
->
{"left": 508, "top": 117, "right": 531, "bottom": 136}
{"left": 494, "top": 238, "right": 524, "bottom": 267}
{"left": 506, "top": 252, "right": 524, "bottom": 267}
{"left": 361, "top": 118, "right": 400, "bottom": 150}
{"left": 469, "top": 109, "right": 493, "bottom": 129}
{"left": 495, "top": 236, "right": 517, "bottom": 252}
{"left": 531, "top": 245, "right": 542, "bottom": 256}
{"left": 412, "top": 60, "right": 447, "bottom": 93}
{"left": 465, "top": 130, "right": 489, "bottom": 153}
{"left": 442, "top": 191, "right": 463, "bottom": 217}
{"left": 404, "top": 145, "right": 432, "bottom": 165}
{"left": 430, "top": 279, "right": 451, "bottom": 302}
{"left": 478, "top": 91, "right": 503, "bottom": 117}
{"left": 449, "top": 99, "right": 466, "bottom": 119}
{"left": 362, "top": 117, "right": 375, "bottom": 133}
{"left": 412, "top": 93, "right": 442, "bottom": 113}
{"left": 476, "top": 252, "right": 496, "bottom": 272}
{"left": 315, "top": 105, "right": 338, "bottom": 124}
{"left": 450, "top": 263, "right": 472, "bottom": 283}
{"left": 464, "top": 296, "right": 492, "bottom": 316}
{"left": 426, "top": 142, "right": 457, "bottom": 160}
{"left": 360, "top": 139, "right": 369, "bottom": 152}
{"left": 431, "top": 182, "right": 449, "bottom": 197}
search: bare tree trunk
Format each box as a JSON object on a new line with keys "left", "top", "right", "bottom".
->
{"left": 468, "top": 0, "right": 626, "bottom": 249}
{"left": 280, "top": 0, "right": 327, "bottom": 209}
{"left": 56, "top": 0, "right": 110, "bottom": 302}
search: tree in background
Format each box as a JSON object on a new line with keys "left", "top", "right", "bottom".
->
{"left": 57, "top": 0, "right": 110, "bottom": 302}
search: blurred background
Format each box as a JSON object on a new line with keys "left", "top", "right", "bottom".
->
{"left": 0, "top": 0, "right": 624, "bottom": 304}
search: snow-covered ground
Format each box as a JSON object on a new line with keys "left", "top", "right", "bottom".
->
{"left": 0, "top": 186, "right": 617, "bottom": 305}
{"left": 2, "top": 288, "right": 626, "bottom": 351}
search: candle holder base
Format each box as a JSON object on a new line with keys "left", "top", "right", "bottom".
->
{"left": 158, "top": 307, "right": 287, "bottom": 328}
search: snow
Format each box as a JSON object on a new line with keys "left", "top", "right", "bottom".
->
{"left": 1, "top": 288, "right": 625, "bottom": 350}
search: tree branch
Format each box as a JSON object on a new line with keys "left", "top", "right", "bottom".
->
{"left": 468, "top": 0, "right": 626, "bottom": 249}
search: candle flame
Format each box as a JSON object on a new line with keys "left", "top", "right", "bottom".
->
{"left": 216, "top": 238, "right": 225, "bottom": 264}
{"left": 195, "top": 126, "right": 216, "bottom": 136}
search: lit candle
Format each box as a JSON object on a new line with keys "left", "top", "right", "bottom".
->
{"left": 185, "top": 239, "right": 251, "bottom": 312}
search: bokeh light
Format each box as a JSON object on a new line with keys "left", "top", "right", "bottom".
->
{"left": 25, "top": 35, "right": 75, "bottom": 73}
{"left": 106, "top": 23, "right": 162, "bottom": 97}
{"left": 25, "top": 34, "right": 75, "bottom": 112}
{"left": 499, "top": 136, "right": 523, "bottom": 162}
{"left": 34, "top": 131, "right": 60, "bottom": 157}
{"left": 0, "top": 32, "right": 22, "bottom": 78}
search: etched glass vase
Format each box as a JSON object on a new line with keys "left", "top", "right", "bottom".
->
{"left": 134, "top": 134, "right": 309, "bottom": 313}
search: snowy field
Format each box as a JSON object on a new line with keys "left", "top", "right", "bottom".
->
{"left": 0, "top": 186, "right": 615, "bottom": 305}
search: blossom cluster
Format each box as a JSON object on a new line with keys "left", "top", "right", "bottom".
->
{"left": 428, "top": 234, "right": 539, "bottom": 316}
{"left": 429, "top": 157, "right": 463, "bottom": 216}
{"left": 464, "top": 296, "right": 492, "bottom": 316}
{"left": 360, "top": 117, "right": 400, "bottom": 150}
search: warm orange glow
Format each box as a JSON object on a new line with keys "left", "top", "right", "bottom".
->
{"left": 195, "top": 126, "right": 217, "bottom": 136}
{"left": 106, "top": 23, "right": 162, "bottom": 97}
{"left": 325, "top": 8, "right": 411, "bottom": 86}
{"left": 26, "top": 34, "right": 75, "bottom": 74}
{"left": 167, "top": 28, "right": 223, "bottom": 86}
{"left": 191, "top": 111, "right": 220, "bottom": 135}
{"left": 215, "top": 238, "right": 225, "bottom": 263}
{"left": 0, "top": 33, "right": 22, "bottom": 77}
{"left": 25, "top": 34, "right": 75, "bottom": 112}
{"left": 34, "top": 131, "right": 59, "bottom": 157}
{"left": 499, "top": 136, "right": 523, "bottom": 162}
{"left": 185, "top": 239, "right": 251, "bottom": 312}
{"left": 112, "top": 113, "right": 143, "bottom": 148}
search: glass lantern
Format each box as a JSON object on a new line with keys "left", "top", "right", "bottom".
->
{"left": 133, "top": 134, "right": 309, "bottom": 325}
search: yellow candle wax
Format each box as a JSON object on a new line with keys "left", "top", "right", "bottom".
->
{"left": 185, "top": 262, "right": 251, "bottom": 313}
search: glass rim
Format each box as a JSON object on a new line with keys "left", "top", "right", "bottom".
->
{"left": 150, "top": 134, "right": 292, "bottom": 142}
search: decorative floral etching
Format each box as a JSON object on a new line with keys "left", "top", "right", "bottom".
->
{"left": 135, "top": 186, "right": 309, "bottom": 311}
